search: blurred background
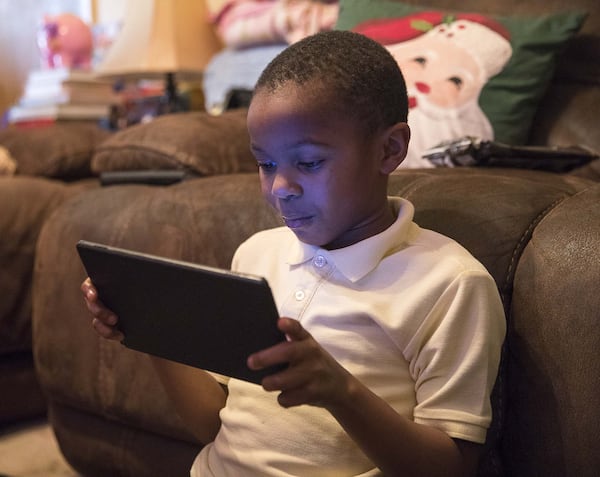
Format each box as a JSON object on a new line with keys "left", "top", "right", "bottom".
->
{"left": 0, "top": 0, "right": 125, "bottom": 116}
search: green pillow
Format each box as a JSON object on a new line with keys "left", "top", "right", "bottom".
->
{"left": 336, "top": 0, "right": 586, "bottom": 167}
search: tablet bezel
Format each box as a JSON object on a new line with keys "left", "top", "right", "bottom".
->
{"left": 77, "top": 240, "right": 286, "bottom": 384}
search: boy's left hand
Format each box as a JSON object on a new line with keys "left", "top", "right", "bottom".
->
{"left": 247, "top": 317, "right": 353, "bottom": 409}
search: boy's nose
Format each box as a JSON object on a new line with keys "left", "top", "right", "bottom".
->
{"left": 272, "top": 173, "right": 302, "bottom": 200}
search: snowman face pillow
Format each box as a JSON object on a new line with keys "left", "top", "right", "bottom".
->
{"left": 337, "top": 1, "right": 587, "bottom": 169}
{"left": 357, "top": 12, "right": 513, "bottom": 168}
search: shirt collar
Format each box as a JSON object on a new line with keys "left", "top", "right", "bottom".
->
{"left": 286, "top": 197, "right": 415, "bottom": 282}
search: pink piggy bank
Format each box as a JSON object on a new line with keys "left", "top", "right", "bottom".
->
{"left": 37, "top": 13, "right": 93, "bottom": 69}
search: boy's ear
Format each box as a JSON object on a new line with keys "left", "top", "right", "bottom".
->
{"left": 380, "top": 122, "right": 410, "bottom": 174}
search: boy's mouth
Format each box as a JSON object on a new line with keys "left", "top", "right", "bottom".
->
{"left": 282, "top": 215, "right": 313, "bottom": 229}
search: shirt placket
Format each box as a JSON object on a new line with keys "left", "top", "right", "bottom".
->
{"left": 280, "top": 251, "right": 334, "bottom": 321}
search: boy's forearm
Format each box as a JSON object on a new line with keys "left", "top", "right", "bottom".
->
{"left": 326, "top": 376, "right": 480, "bottom": 477}
{"left": 150, "top": 356, "right": 227, "bottom": 444}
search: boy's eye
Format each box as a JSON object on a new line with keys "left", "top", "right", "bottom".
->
{"left": 299, "top": 160, "right": 323, "bottom": 171}
{"left": 257, "top": 161, "right": 276, "bottom": 172}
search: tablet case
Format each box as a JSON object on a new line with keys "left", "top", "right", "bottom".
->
{"left": 422, "top": 136, "right": 598, "bottom": 172}
{"left": 76, "top": 240, "right": 286, "bottom": 384}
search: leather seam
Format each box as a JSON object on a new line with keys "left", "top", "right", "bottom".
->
{"left": 502, "top": 196, "right": 564, "bottom": 295}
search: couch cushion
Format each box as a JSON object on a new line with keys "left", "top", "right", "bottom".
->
{"left": 507, "top": 184, "right": 600, "bottom": 477}
{"left": 0, "top": 122, "right": 111, "bottom": 179}
{"left": 337, "top": 0, "right": 586, "bottom": 166}
{"left": 91, "top": 109, "right": 257, "bottom": 176}
{"left": 0, "top": 176, "right": 98, "bottom": 355}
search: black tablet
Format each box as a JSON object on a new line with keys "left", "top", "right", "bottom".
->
{"left": 76, "top": 240, "right": 286, "bottom": 384}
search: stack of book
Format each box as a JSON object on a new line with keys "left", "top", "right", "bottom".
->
{"left": 7, "top": 68, "right": 121, "bottom": 126}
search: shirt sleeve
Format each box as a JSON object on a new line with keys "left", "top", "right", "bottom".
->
{"left": 406, "top": 270, "right": 506, "bottom": 444}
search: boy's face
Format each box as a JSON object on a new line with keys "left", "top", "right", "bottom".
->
{"left": 247, "top": 83, "right": 401, "bottom": 250}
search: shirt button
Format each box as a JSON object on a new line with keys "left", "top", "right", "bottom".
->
{"left": 295, "top": 290, "right": 305, "bottom": 301}
{"left": 313, "top": 255, "right": 327, "bottom": 268}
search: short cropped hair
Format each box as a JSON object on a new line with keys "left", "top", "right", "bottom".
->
{"left": 254, "top": 30, "right": 408, "bottom": 133}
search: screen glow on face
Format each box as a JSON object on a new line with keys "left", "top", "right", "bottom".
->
{"left": 248, "top": 85, "right": 391, "bottom": 250}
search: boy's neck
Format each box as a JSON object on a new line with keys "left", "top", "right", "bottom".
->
{"left": 323, "top": 202, "right": 396, "bottom": 250}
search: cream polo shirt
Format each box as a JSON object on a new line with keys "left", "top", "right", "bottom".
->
{"left": 191, "top": 197, "right": 506, "bottom": 477}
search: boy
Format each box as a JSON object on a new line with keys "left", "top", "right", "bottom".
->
{"left": 82, "top": 30, "right": 505, "bottom": 476}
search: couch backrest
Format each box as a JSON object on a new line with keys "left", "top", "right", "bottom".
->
{"left": 387, "top": 169, "right": 599, "bottom": 477}
{"left": 505, "top": 184, "right": 600, "bottom": 477}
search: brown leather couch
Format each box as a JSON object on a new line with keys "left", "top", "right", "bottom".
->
{"left": 0, "top": 123, "right": 108, "bottom": 425}
{"left": 33, "top": 168, "right": 599, "bottom": 477}
{"left": 30, "top": 0, "right": 599, "bottom": 476}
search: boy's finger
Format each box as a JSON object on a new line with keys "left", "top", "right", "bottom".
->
{"left": 247, "top": 339, "right": 290, "bottom": 370}
{"left": 92, "top": 318, "right": 123, "bottom": 341}
{"left": 277, "top": 317, "right": 310, "bottom": 341}
{"left": 81, "top": 278, "right": 95, "bottom": 297}
{"left": 83, "top": 295, "right": 118, "bottom": 325}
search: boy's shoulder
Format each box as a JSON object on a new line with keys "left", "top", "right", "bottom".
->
{"left": 232, "top": 226, "right": 297, "bottom": 270}
{"left": 407, "top": 225, "right": 491, "bottom": 278}
{"left": 243, "top": 225, "right": 294, "bottom": 248}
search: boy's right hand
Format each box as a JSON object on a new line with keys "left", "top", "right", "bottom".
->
{"left": 81, "top": 277, "right": 124, "bottom": 341}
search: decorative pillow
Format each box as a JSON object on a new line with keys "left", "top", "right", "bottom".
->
{"left": 0, "top": 122, "right": 111, "bottom": 178}
{"left": 336, "top": 0, "right": 586, "bottom": 168}
{"left": 210, "top": 0, "right": 339, "bottom": 48}
{"left": 91, "top": 109, "right": 257, "bottom": 176}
